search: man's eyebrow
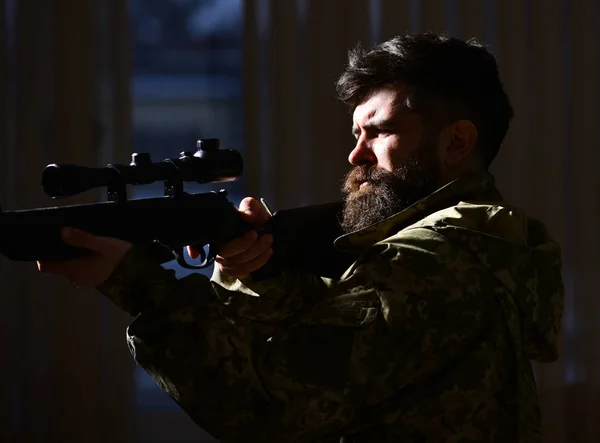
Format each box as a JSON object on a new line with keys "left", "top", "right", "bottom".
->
{"left": 367, "top": 118, "right": 397, "bottom": 128}
{"left": 351, "top": 118, "right": 397, "bottom": 134}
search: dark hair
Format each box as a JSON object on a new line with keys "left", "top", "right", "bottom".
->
{"left": 336, "top": 33, "right": 514, "bottom": 168}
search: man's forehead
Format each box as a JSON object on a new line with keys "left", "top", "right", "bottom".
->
{"left": 353, "top": 87, "right": 409, "bottom": 124}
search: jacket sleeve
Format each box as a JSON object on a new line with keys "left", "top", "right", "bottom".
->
{"left": 97, "top": 229, "right": 489, "bottom": 442}
{"left": 209, "top": 263, "right": 332, "bottom": 325}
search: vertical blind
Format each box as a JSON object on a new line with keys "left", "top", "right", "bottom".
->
{"left": 0, "top": 1, "right": 134, "bottom": 442}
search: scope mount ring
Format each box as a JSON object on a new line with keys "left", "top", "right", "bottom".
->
{"left": 163, "top": 159, "right": 184, "bottom": 197}
{"left": 106, "top": 164, "right": 128, "bottom": 203}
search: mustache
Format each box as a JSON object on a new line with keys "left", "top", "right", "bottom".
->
{"left": 342, "top": 165, "right": 393, "bottom": 193}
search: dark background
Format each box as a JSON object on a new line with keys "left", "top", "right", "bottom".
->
{"left": 0, "top": 0, "right": 598, "bottom": 442}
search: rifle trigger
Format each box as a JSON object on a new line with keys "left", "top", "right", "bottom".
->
{"left": 175, "top": 245, "right": 214, "bottom": 270}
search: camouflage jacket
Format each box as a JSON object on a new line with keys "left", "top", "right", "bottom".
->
{"left": 98, "top": 172, "right": 564, "bottom": 443}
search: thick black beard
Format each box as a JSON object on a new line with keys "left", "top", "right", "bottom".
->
{"left": 340, "top": 143, "right": 441, "bottom": 234}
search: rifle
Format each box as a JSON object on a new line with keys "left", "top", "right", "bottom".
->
{"left": 0, "top": 139, "right": 356, "bottom": 280}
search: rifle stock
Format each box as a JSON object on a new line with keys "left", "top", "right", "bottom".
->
{"left": 257, "top": 201, "right": 357, "bottom": 280}
{"left": 0, "top": 139, "right": 357, "bottom": 280}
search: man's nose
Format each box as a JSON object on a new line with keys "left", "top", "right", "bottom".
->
{"left": 348, "top": 137, "right": 376, "bottom": 166}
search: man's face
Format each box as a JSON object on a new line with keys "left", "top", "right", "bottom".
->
{"left": 341, "top": 84, "right": 442, "bottom": 233}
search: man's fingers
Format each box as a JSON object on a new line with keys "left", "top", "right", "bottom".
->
{"left": 37, "top": 260, "right": 78, "bottom": 280}
{"left": 238, "top": 197, "right": 256, "bottom": 213}
{"left": 218, "top": 230, "right": 258, "bottom": 258}
{"left": 186, "top": 246, "right": 201, "bottom": 259}
{"left": 61, "top": 227, "right": 131, "bottom": 257}
{"left": 216, "top": 234, "right": 273, "bottom": 266}
{"left": 238, "top": 197, "right": 271, "bottom": 224}
{"left": 217, "top": 247, "right": 273, "bottom": 279}
{"left": 185, "top": 196, "right": 272, "bottom": 264}
{"left": 37, "top": 260, "right": 61, "bottom": 274}
{"left": 61, "top": 228, "right": 103, "bottom": 250}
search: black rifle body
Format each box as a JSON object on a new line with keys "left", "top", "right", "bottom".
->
{"left": 0, "top": 139, "right": 357, "bottom": 280}
{"left": 0, "top": 194, "right": 355, "bottom": 280}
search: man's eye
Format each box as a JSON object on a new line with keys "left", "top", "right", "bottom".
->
{"left": 376, "top": 129, "right": 391, "bottom": 135}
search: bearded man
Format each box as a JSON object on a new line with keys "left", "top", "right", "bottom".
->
{"left": 38, "top": 33, "right": 564, "bottom": 443}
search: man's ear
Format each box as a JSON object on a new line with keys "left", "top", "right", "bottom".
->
{"left": 439, "top": 120, "right": 478, "bottom": 167}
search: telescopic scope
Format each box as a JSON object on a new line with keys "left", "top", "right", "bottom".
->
{"left": 42, "top": 138, "right": 243, "bottom": 198}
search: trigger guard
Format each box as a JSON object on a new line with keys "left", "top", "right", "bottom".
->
{"left": 175, "top": 245, "right": 216, "bottom": 270}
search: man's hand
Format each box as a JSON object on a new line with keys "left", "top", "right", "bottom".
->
{"left": 187, "top": 197, "right": 273, "bottom": 279}
{"left": 37, "top": 228, "right": 132, "bottom": 288}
